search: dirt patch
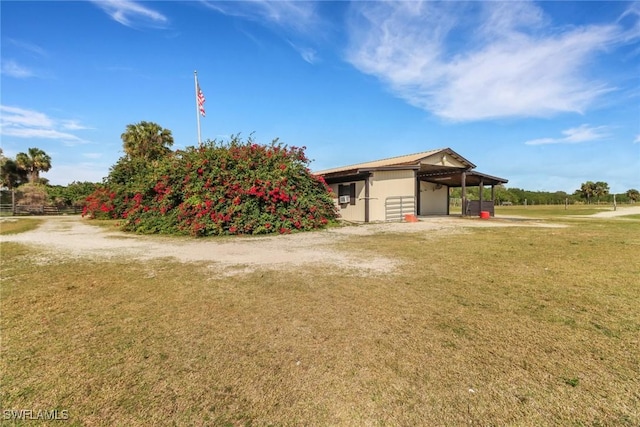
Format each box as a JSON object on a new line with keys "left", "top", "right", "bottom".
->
{"left": 1, "top": 215, "right": 563, "bottom": 276}
{"left": 577, "top": 205, "right": 640, "bottom": 218}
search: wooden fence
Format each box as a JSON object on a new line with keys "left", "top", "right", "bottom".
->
{"left": 0, "top": 204, "right": 82, "bottom": 216}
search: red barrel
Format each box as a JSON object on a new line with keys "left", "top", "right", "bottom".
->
{"left": 480, "top": 211, "right": 490, "bottom": 219}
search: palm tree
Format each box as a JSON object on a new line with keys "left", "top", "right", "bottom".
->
{"left": 593, "top": 181, "right": 610, "bottom": 204}
{"left": 1, "top": 149, "right": 27, "bottom": 189}
{"left": 579, "top": 181, "right": 596, "bottom": 204}
{"left": 15, "top": 147, "right": 52, "bottom": 183}
{"left": 0, "top": 158, "right": 28, "bottom": 189}
{"left": 626, "top": 189, "right": 639, "bottom": 202}
{"left": 121, "top": 121, "right": 174, "bottom": 161}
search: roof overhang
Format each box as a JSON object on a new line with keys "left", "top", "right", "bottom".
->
{"left": 419, "top": 170, "right": 508, "bottom": 187}
{"left": 314, "top": 147, "right": 506, "bottom": 187}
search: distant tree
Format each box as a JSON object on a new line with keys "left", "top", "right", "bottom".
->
{"left": 493, "top": 185, "right": 514, "bottom": 205}
{"left": 46, "top": 181, "right": 99, "bottom": 207}
{"left": 15, "top": 147, "right": 52, "bottom": 183}
{"left": 578, "top": 181, "right": 596, "bottom": 204}
{"left": 627, "top": 189, "right": 639, "bottom": 202}
{"left": 593, "top": 181, "right": 610, "bottom": 204}
{"left": 121, "top": 121, "right": 174, "bottom": 161}
{"left": 0, "top": 149, "right": 28, "bottom": 189}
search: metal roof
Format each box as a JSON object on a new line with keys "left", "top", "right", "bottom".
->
{"left": 314, "top": 148, "right": 475, "bottom": 176}
{"left": 419, "top": 169, "right": 509, "bottom": 187}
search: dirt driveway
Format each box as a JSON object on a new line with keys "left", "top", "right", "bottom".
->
{"left": 3, "top": 208, "right": 635, "bottom": 275}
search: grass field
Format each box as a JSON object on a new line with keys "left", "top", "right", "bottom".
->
{"left": 1, "top": 208, "right": 639, "bottom": 425}
{"left": 0, "top": 218, "right": 43, "bottom": 236}
{"left": 494, "top": 204, "right": 619, "bottom": 218}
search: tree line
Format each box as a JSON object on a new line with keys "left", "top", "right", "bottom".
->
{"left": 451, "top": 183, "right": 639, "bottom": 205}
{"left": 1, "top": 132, "right": 638, "bottom": 209}
{"left": 0, "top": 148, "right": 98, "bottom": 208}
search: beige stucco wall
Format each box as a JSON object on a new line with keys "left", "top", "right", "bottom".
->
{"left": 369, "top": 170, "right": 416, "bottom": 222}
{"left": 420, "top": 152, "right": 467, "bottom": 168}
{"left": 329, "top": 170, "right": 420, "bottom": 222}
{"left": 419, "top": 181, "right": 449, "bottom": 215}
{"left": 328, "top": 180, "right": 366, "bottom": 222}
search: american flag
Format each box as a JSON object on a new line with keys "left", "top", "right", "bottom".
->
{"left": 197, "top": 82, "right": 206, "bottom": 117}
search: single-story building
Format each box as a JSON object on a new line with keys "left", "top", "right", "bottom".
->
{"left": 314, "top": 148, "right": 508, "bottom": 222}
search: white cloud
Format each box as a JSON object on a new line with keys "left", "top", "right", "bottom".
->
{"left": 1, "top": 60, "right": 34, "bottom": 78}
{"left": 61, "top": 120, "right": 93, "bottom": 131}
{"left": 7, "top": 39, "right": 47, "bottom": 57}
{"left": 82, "top": 152, "right": 103, "bottom": 159}
{"left": 203, "top": 0, "right": 318, "bottom": 34}
{"left": 634, "top": 134, "right": 640, "bottom": 143}
{"left": 2, "top": 127, "right": 84, "bottom": 144}
{"left": 524, "top": 124, "right": 609, "bottom": 146}
{"left": 287, "top": 41, "right": 318, "bottom": 64}
{"left": 345, "top": 1, "right": 638, "bottom": 121}
{"left": 0, "top": 105, "right": 89, "bottom": 145}
{"left": 0, "top": 106, "right": 54, "bottom": 128}
{"left": 203, "top": 0, "right": 322, "bottom": 63}
{"left": 90, "top": 0, "right": 168, "bottom": 29}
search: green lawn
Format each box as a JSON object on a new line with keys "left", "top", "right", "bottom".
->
{"left": 1, "top": 216, "right": 639, "bottom": 425}
{"left": 495, "top": 204, "right": 614, "bottom": 218}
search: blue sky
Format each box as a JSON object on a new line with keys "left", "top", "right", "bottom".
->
{"left": 1, "top": 0, "right": 639, "bottom": 193}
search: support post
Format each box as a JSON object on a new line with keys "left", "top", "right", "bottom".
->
{"left": 415, "top": 175, "right": 420, "bottom": 216}
{"left": 478, "top": 178, "right": 484, "bottom": 216}
{"left": 461, "top": 171, "right": 467, "bottom": 217}
{"left": 364, "top": 174, "right": 370, "bottom": 223}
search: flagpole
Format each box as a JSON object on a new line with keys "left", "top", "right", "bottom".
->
{"left": 194, "top": 70, "right": 202, "bottom": 147}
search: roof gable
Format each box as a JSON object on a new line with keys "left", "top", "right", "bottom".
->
{"left": 314, "top": 148, "right": 475, "bottom": 176}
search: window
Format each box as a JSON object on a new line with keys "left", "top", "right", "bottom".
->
{"left": 338, "top": 183, "right": 356, "bottom": 205}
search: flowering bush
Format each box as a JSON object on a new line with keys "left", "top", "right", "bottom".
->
{"left": 82, "top": 186, "right": 117, "bottom": 219}
{"left": 83, "top": 136, "right": 337, "bottom": 236}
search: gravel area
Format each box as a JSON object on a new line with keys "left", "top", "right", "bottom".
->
{"left": 4, "top": 209, "right": 630, "bottom": 276}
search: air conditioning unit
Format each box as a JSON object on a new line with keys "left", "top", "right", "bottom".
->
{"left": 339, "top": 195, "right": 350, "bottom": 204}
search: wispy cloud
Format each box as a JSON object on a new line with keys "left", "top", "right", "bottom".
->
{"left": 90, "top": 0, "right": 168, "bottom": 29}
{"left": 346, "top": 1, "right": 639, "bottom": 121}
{"left": 524, "top": 124, "right": 609, "bottom": 146}
{"left": 61, "top": 120, "right": 93, "bottom": 131}
{"left": 203, "top": 0, "right": 323, "bottom": 63}
{"left": 203, "top": 0, "right": 318, "bottom": 34}
{"left": 287, "top": 41, "right": 318, "bottom": 64}
{"left": 7, "top": 39, "right": 47, "bottom": 57}
{"left": 0, "top": 105, "right": 88, "bottom": 146}
{"left": 634, "top": 134, "right": 640, "bottom": 143}
{"left": 1, "top": 60, "right": 35, "bottom": 78}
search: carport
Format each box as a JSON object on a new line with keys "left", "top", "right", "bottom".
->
{"left": 418, "top": 169, "right": 508, "bottom": 216}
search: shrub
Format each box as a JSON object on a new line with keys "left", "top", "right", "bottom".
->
{"left": 82, "top": 186, "right": 117, "bottom": 219}
{"left": 47, "top": 181, "right": 99, "bottom": 207}
{"left": 83, "top": 136, "right": 337, "bottom": 236}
